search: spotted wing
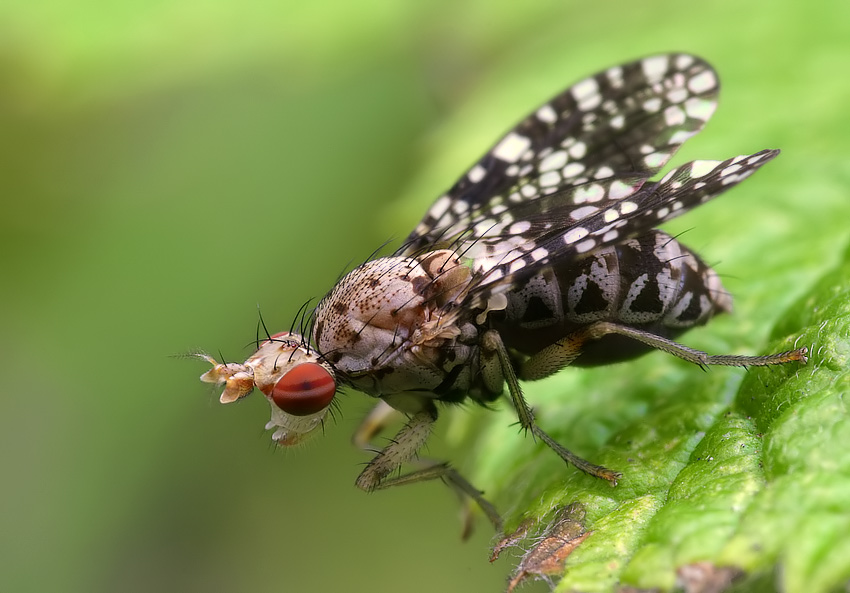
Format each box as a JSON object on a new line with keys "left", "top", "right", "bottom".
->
{"left": 404, "top": 53, "right": 720, "bottom": 255}
{"left": 462, "top": 148, "right": 780, "bottom": 289}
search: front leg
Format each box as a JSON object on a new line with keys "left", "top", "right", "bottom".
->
{"left": 355, "top": 407, "right": 436, "bottom": 492}
{"left": 354, "top": 404, "right": 503, "bottom": 533}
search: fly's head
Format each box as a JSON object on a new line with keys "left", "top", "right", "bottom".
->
{"left": 198, "top": 331, "right": 337, "bottom": 446}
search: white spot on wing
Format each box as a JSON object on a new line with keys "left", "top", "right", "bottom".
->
{"left": 563, "top": 162, "right": 585, "bottom": 178}
{"left": 493, "top": 132, "right": 532, "bottom": 163}
{"left": 690, "top": 160, "right": 719, "bottom": 178}
{"left": 720, "top": 163, "right": 742, "bottom": 177}
{"left": 675, "top": 55, "right": 694, "bottom": 69}
{"left": 539, "top": 150, "right": 568, "bottom": 172}
{"left": 563, "top": 227, "right": 589, "bottom": 244}
{"left": 508, "top": 259, "right": 526, "bottom": 274}
{"left": 664, "top": 105, "right": 686, "bottom": 127}
{"left": 429, "top": 195, "right": 451, "bottom": 219}
{"left": 539, "top": 171, "right": 561, "bottom": 187}
{"left": 595, "top": 166, "right": 614, "bottom": 179}
{"left": 468, "top": 164, "right": 486, "bottom": 183}
{"left": 669, "top": 130, "right": 696, "bottom": 145}
{"left": 610, "top": 181, "right": 635, "bottom": 201}
{"left": 568, "top": 142, "right": 587, "bottom": 159}
{"left": 644, "top": 151, "right": 669, "bottom": 169}
{"left": 474, "top": 219, "right": 496, "bottom": 237}
{"left": 643, "top": 97, "right": 662, "bottom": 113}
{"left": 641, "top": 55, "right": 669, "bottom": 82}
{"left": 576, "top": 238, "right": 596, "bottom": 253}
{"left": 688, "top": 70, "right": 717, "bottom": 94}
{"left": 579, "top": 94, "right": 601, "bottom": 111}
{"left": 667, "top": 88, "right": 688, "bottom": 103}
{"left": 572, "top": 78, "right": 599, "bottom": 105}
{"left": 530, "top": 247, "right": 548, "bottom": 261}
{"left": 570, "top": 205, "right": 599, "bottom": 220}
{"left": 619, "top": 201, "right": 638, "bottom": 214}
{"left": 536, "top": 104, "right": 557, "bottom": 123}
{"left": 574, "top": 184, "right": 605, "bottom": 204}
{"left": 607, "top": 66, "right": 624, "bottom": 88}
{"left": 684, "top": 97, "right": 716, "bottom": 121}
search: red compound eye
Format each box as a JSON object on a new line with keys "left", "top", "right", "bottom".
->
{"left": 271, "top": 363, "right": 336, "bottom": 416}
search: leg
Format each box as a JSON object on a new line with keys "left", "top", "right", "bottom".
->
{"left": 370, "top": 463, "right": 503, "bottom": 534}
{"left": 481, "top": 330, "right": 622, "bottom": 484}
{"left": 353, "top": 403, "right": 503, "bottom": 533}
{"left": 354, "top": 407, "right": 435, "bottom": 492}
{"left": 521, "top": 321, "right": 808, "bottom": 381}
{"left": 491, "top": 321, "right": 806, "bottom": 483}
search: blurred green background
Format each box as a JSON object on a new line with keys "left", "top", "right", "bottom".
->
{"left": 1, "top": 1, "right": 847, "bottom": 592}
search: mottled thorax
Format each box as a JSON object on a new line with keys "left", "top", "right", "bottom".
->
{"left": 313, "top": 249, "right": 480, "bottom": 403}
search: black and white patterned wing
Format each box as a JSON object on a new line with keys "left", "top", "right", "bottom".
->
{"left": 404, "top": 53, "right": 720, "bottom": 255}
{"left": 463, "top": 148, "right": 780, "bottom": 287}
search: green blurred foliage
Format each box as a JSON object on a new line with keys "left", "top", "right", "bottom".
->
{"left": 1, "top": 1, "right": 847, "bottom": 593}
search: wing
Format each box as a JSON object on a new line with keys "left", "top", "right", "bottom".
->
{"left": 461, "top": 149, "right": 780, "bottom": 288}
{"left": 404, "top": 53, "right": 720, "bottom": 255}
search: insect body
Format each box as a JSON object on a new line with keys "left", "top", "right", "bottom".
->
{"left": 199, "top": 54, "right": 807, "bottom": 527}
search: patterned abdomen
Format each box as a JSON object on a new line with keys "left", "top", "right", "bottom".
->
{"left": 495, "top": 230, "right": 732, "bottom": 365}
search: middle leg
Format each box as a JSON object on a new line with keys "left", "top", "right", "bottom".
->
{"left": 480, "top": 329, "right": 622, "bottom": 484}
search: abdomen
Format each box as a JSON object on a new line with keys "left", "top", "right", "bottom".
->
{"left": 494, "top": 230, "right": 732, "bottom": 366}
